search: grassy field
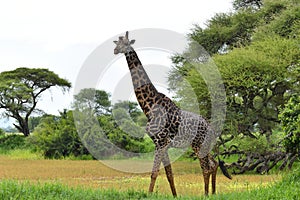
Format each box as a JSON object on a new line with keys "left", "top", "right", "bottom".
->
{"left": 0, "top": 160, "right": 299, "bottom": 200}
{"left": 0, "top": 172, "right": 299, "bottom": 200}
{"left": 0, "top": 155, "right": 285, "bottom": 199}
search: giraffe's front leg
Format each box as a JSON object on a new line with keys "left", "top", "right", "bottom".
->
{"left": 146, "top": 116, "right": 169, "bottom": 195}
{"left": 162, "top": 151, "right": 177, "bottom": 197}
{"left": 202, "top": 170, "right": 210, "bottom": 196}
{"left": 149, "top": 148, "right": 164, "bottom": 194}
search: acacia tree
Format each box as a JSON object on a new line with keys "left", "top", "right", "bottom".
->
{"left": 0, "top": 68, "right": 71, "bottom": 136}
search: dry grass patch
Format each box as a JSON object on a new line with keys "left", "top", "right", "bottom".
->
{"left": 0, "top": 156, "right": 281, "bottom": 196}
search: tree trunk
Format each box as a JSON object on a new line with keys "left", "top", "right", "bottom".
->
{"left": 22, "top": 123, "right": 30, "bottom": 137}
{"left": 14, "top": 117, "right": 30, "bottom": 136}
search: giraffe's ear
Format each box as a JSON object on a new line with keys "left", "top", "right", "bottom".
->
{"left": 113, "top": 41, "right": 118, "bottom": 44}
{"left": 130, "top": 40, "right": 135, "bottom": 45}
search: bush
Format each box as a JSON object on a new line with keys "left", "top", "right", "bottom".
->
{"left": 279, "top": 95, "right": 300, "bottom": 154}
{"left": 0, "top": 128, "right": 4, "bottom": 136}
{"left": 28, "top": 111, "right": 90, "bottom": 159}
{"left": 0, "top": 134, "right": 27, "bottom": 152}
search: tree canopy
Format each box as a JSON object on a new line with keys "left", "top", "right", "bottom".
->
{"left": 0, "top": 68, "right": 71, "bottom": 136}
{"left": 169, "top": 0, "right": 300, "bottom": 173}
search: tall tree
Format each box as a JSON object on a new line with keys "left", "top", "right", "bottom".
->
{"left": 73, "top": 88, "right": 111, "bottom": 115}
{"left": 0, "top": 68, "right": 71, "bottom": 136}
{"left": 169, "top": 0, "right": 300, "bottom": 173}
{"left": 113, "top": 101, "right": 143, "bottom": 122}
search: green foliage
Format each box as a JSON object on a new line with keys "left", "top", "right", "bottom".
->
{"left": 265, "top": 5, "right": 300, "bottom": 38}
{"left": 169, "top": 0, "right": 300, "bottom": 172}
{"left": 28, "top": 115, "right": 48, "bottom": 132}
{"left": 232, "top": 132, "right": 282, "bottom": 154}
{"left": 254, "top": 0, "right": 300, "bottom": 40}
{"left": 113, "top": 101, "right": 143, "bottom": 122}
{"left": 99, "top": 113, "right": 154, "bottom": 154}
{"left": 190, "top": 9, "right": 259, "bottom": 54}
{"left": 75, "top": 111, "right": 112, "bottom": 158}
{"left": 73, "top": 88, "right": 154, "bottom": 158}
{"left": 279, "top": 95, "right": 300, "bottom": 154}
{"left": 29, "top": 110, "right": 89, "bottom": 159}
{"left": 171, "top": 35, "right": 299, "bottom": 142}
{"left": 189, "top": 0, "right": 299, "bottom": 55}
{"left": 170, "top": 0, "right": 299, "bottom": 138}
{"left": 0, "top": 68, "right": 71, "bottom": 136}
{"left": 110, "top": 102, "right": 154, "bottom": 153}
{"left": 216, "top": 35, "right": 298, "bottom": 137}
{"left": 74, "top": 107, "right": 153, "bottom": 159}
{"left": 0, "top": 134, "right": 27, "bottom": 153}
{"left": 73, "top": 88, "right": 111, "bottom": 115}
{"left": 0, "top": 133, "right": 40, "bottom": 159}
{"left": 112, "top": 107, "right": 144, "bottom": 138}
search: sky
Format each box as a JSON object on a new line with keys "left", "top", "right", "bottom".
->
{"left": 0, "top": 0, "right": 233, "bottom": 128}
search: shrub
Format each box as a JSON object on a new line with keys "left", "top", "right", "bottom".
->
{"left": 29, "top": 111, "right": 89, "bottom": 159}
{"left": 0, "top": 134, "right": 27, "bottom": 152}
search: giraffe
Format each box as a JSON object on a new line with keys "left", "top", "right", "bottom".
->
{"left": 113, "top": 31, "right": 231, "bottom": 196}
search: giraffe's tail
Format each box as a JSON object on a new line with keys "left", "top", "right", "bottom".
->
{"left": 218, "top": 159, "right": 232, "bottom": 179}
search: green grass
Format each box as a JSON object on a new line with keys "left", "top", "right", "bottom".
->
{"left": 0, "top": 167, "right": 299, "bottom": 200}
{"left": 0, "top": 180, "right": 154, "bottom": 200}
{"left": 218, "top": 167, "right": 300, "bottom": 200}
{"left": 4, "top": 149, "right": 43, "bottom": 160}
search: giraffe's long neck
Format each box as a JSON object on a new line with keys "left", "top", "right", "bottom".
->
{"left": 125, "top": 49, "right": 159, "bottom": 117}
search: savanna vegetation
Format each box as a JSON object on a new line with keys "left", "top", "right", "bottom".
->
{"left": 0, "top": 0, "right": 299, "bottom": 198}
{"left": 169, "top": 0, "right": 299, "bottom": 174}
{"left": 0, "top": 156, "right": 298, "bottom": 199}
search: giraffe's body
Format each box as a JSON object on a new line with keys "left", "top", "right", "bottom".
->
{"left": 113, "top": 32, "right": 231, "bottom": 196}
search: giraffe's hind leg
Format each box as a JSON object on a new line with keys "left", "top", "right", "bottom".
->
{"left": 211, "top": 156, "right": 218, "bottom": 194}
{"left": 194, "top": 147, "right": 217, "bottom": 195}
{"left": 199, "top": 155, "right": 211, "bottom": 195}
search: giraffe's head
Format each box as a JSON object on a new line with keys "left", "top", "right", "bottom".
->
{"left": 113, "top": 31, "right": 135, "bottom": 54}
